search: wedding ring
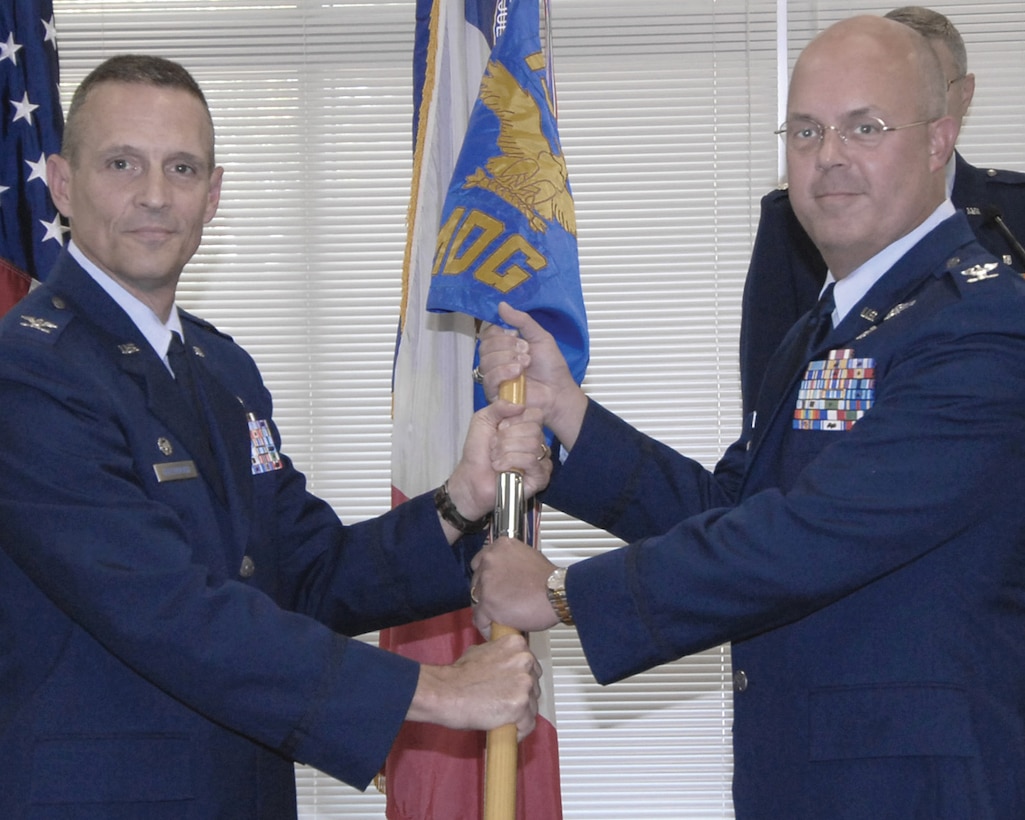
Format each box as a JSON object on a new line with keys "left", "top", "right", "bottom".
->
{"left": 470, "top": 584, "right": 480, "bottom": 605}
{"left": 537, "top": 442, "right": 551, "bottom": 461}
{"left": 472, "top": 366, "right": 484, "bottom": 384}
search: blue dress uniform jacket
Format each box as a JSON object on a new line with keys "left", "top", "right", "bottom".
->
{"left": 739, "top": 152, "right": 1025, "bottom": 419}
{"left": 543, "top": 213, "right": 1025, "bottom": 818}
{"left": 0, "top": 253, "right": 477, "bottom": 818}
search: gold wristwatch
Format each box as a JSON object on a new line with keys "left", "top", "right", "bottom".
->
{"left": 546, "top": 566, "right": 574, "bottom": 626}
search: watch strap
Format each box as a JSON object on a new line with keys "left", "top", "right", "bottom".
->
{"left": 546, "top": 567, "right": 575, "bottom": 626}
{"left": 434, "top": 482, "right": 492, "bottom": 534}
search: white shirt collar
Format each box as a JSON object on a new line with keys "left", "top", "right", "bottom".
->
{"left": 69, "top": 241, "right": 183, "bottom": 370}
{"left": 945, "top": 152, "right": 957, "bottom": 198}
{"left": 825, "top": 199, "right": 957, "bottom": 325}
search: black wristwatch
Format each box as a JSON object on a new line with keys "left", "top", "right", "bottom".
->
{"left": 434, "top": 482, "right": 492, "bottom": 534}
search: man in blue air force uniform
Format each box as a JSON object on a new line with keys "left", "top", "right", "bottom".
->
{"left": 0, "top": 55, "right": 551, "bottom": 818}
{"left": 470, "top": 16, "right": 1025, "bottom": 818}
{"left": 739, "top": 5, "right": 1025, "bottom": 420}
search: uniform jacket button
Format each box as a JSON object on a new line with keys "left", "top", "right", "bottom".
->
{"left": 239, "top": 555, "right": 256, "bottom": 578}
{"left": 733, "top": 670, "right": 749, "bottom": 692}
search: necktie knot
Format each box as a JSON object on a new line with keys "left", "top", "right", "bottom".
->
{"left": 166, "top": 331, "right": 204, "bottom": 419}
{"left": 815, "top": 282, "right": 836, "bottom": 323}
{"left": 167, "top": 331, "right": 187, "bottom": 373}
{"left": 163, "top": 330, "right": 224, "bottom": 499}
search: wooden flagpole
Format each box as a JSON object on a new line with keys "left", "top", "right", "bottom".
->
{"left": 485, "top": 4, "right": 560, "bottom": 816}
{"left": 483, "top": 373, "right": 527, "bottom": 820}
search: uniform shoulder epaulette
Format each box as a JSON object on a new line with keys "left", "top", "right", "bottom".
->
{"left": 761, "top": 185, "right": 792, "bottom": 207}
{"left": 2, "top": 290, "right": 74, "bottom": 346}
{"left": 980, "top": 166, "right": 1025, "bottom": 186}
{"left": 180, "top": 308, "right": 234, "bottom": 342}
{"left": 944, "top": 249, "right": 1016, "bottom": 296}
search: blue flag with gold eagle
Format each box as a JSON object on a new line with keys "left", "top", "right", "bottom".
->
{"left": 426, "top": 0, "right": 588, "bottom": 385}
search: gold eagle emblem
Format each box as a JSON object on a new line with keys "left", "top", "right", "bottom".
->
{"left": 464, "top": 55, "right": 576, "bottom": 236}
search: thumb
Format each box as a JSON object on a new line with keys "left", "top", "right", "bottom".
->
{"left": 497, "top": 301, "right": 548, "bottom": 344}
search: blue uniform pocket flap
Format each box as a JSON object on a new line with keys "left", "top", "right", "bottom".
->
{"left": 810, "top": 683, "right": 977, "bottom": 760}
{"left": 30, "top": 733, "right": 194, "bottom": 804}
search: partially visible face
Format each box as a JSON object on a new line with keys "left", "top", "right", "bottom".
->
{"left": 784, "top": 18, "right": 956, "bottom": 278}
{"left": 48, "top": 81, "right": 223, "bottom": 309}
{"left": 931, "top": 38, "right": 974, "bottom": 127}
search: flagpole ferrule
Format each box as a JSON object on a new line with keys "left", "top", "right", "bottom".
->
{"left": 492, "top": 470, "right": 526, "bottom": 542}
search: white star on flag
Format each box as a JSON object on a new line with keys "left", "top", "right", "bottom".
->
{"left": 25, "top": 152, "right": 49, "bottom": 185}
{"left": 12, "top": 91, "right": 39, "bottom": 126}
{"left": 0, "top": 32, "right": 22, "bottom": 65}
{"left": 40, "top": 213, "right": 68, "bottom": 245}
{"left": 42, "top": 16, "right": 57, "bottom": 45}
{"left": 1, "top": 0, "right": 66, "bottom": 305}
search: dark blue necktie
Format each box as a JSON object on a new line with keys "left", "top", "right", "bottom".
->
{"left": 167, "top": 332, "right": 205, "bottom": 422}
{"left": 749, "top": 282, "right": 837, "bottom": 444}
{"left": 165, "top": 332, "right": 227, "bottom": 503}
{"left": 805, "top": 281, "right": 836, "bottom": 357}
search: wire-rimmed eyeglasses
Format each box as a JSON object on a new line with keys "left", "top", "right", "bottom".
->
{"left": 775, "top": 115, "right": 934, "bottom": 152}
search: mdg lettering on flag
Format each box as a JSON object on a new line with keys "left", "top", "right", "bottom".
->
{"left": 383, "top": 0, "right": 583, "bottom": 817}
{"left": 427, "top": 0, "right": 588, "bottom": 386}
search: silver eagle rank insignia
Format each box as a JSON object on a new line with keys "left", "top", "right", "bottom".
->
{"left": 19, "top": 315, "right": 59, "bottom": 334}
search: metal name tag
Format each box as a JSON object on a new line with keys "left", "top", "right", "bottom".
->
{"left": 153, "top": 460, "right": 199, "bottom": 482}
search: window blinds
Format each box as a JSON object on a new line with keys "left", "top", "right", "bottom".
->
{"left": 50, "top": 1, "right": 1025, "bottom": 817}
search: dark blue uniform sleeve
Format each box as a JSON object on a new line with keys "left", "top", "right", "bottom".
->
{"left": 0, "top": 299, "right": 474, "bottom": 791}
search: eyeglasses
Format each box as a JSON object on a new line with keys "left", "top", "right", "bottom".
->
{"left": 775, "top": 115, "right": 934, "bottom": 153}
{"left": 947, "top": 75, "right": 966, "bottom": 90}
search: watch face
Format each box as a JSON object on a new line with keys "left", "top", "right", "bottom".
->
{"left": 547, "top": 567, "right": 565, "bottom": 590}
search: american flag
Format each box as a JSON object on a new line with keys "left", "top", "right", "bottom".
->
{"left": 0, "top": 0, "right": 65, "bottom": 315}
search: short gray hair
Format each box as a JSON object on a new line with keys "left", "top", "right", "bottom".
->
{"left": 62, "top": 54, "right": 214, "bottom": 167}
{"left": 885, "top": 6, "right": 968, "bottom": 79}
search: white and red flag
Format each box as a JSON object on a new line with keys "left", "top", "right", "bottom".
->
{"left": 382, "top": 0, "right": 586, "bottom": 816}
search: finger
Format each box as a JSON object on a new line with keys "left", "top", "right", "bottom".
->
{"left": 523, "top": 461, "right": 553, "bottom": 497}
{"left": 490, "top": 436, "right": 549, "bottom": 470}
{"left": 472, "top": 606, "right": 492, "bottom": 640}
{"left": 487, "top": 398, "right": 529, "bottom": 422}
{"left": 497, "top": 301, "right": 547, "bottom": 343}
{"left": 518, "top": 714, "right": 537, "bottom": 742}
{"left": 481, "top": 358, "right": 527, "bottom": 394}
{"left": 496, "top": 301, "right": 530, "bottom": 330}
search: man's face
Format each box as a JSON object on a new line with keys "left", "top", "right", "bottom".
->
{"left": 784, "top": 21, "right": 955, "bottom": 278}
{"left": 48, "top": 82, "right": 223, "bottom": 307}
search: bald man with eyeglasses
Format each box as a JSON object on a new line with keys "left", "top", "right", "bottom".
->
{"left": 739, "top": 6, "right": 1025, "bottom": 423}
{"left": 470, "top": 15, "right": 1025, "bottom": 818}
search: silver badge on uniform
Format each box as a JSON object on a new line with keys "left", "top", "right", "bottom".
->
{"left": 19, "top": 316, "right": 58, "bottom": 334}
{"left": 961, "top": 263, "right": 999, "bottom": 283}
